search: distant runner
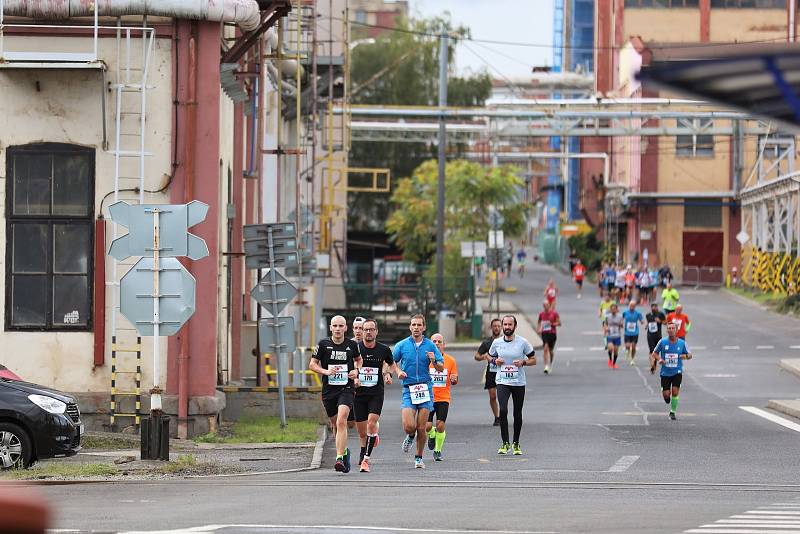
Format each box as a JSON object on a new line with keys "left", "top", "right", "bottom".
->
{"left": 426, "top": 333, "right": 459, "bottom": 462}
{"left": 622, "top": 300, "right": 645, "bottom": 366}
{"left": 475, "top": 318, "right": 502, "bottom": 426}
{"left": 666, "top": 304, "right": 691, "bottom": 340}
{"left": 650, "top": 322, "right": 692, "bottom": 420}
{"left": 603, "top": 303, "right": 624, "bottom": 369}
{"left": 661, "top": 281, "right": 680, "bottom": 315}
{"left": 646, "top": 302, "right": 666, "bottom": 374}
{"left": 572, "top": 259, "right": 586, "bottom": 299}
{"left": 544, "top": 279, "right": 559, "bottom": 310}
{"left": 537, "top": 300, "right": 561, "bottom": 375}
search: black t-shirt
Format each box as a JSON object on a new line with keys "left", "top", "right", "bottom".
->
{"left": 645, "top": 311, "right": 666, "bottom": 337}
{"left": 313, "top": 338, "right": 361, "bottom": 398}
{"left": 478, "top": 336, "right": 498, "bottom": 372}
{"left": 355, "top": 341, "right": 394, "bottom": 397}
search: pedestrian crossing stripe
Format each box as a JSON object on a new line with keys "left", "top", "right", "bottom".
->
{"left": 684, "top": 501, "right": 800, "bottom": 533}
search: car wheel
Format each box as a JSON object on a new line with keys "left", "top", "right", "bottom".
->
{"left": 0, "top": 423, "right": 31, "bottom": 470}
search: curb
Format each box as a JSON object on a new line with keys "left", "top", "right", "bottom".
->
{"left": 779, "top": 359, "right": 800, "bottom": 381}
{"left": 767, "top": 399, "right": 800, "bottom": 420}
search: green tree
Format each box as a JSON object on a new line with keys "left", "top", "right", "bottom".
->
{"left": 348, "top": 17, "right": 493, "bottom": 233}
{"left": 386, "top": 160, "right": 527, "bottom": 275}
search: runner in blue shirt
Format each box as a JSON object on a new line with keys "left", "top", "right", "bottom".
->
{"left": 650, "top": 322, "right": 693, "bottom": 420}
{"left": 392, "top": 314, "right": 444, "bottom": 469}
{"left": 622, "top": 300, "right": 645, "bottom": 366}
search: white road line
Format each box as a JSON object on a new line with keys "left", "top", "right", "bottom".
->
{"left": 746, "top": 512, "right": 800, "bottom": 516}
{"left": 692, "top": 346, "right": 707, "bottom": 350}
{"left": 686, "top": 530, "right": 800, "bottom": 533}
{"left": 733, "top": 516, "right": 800, "bottom": 520}
{"left": 790, "top": 346, "right": 800, "bottom": 349}
{"left": 740, "top": 407, "right": 800, "bottom": 433}
{"left": 559, "top": 347, "right": 575, "bottom": 351}
{"left": 703, "top": 374, "right": 737, "bottom": 378}
{"left": 589, "top": 347, "right": 604, "bottom": 351}
{"left": 118, "top": 526, "right": 558, "bottom": 534}
{"left": 723, "top": 345, "right": 741, "bottom": 350}
{"left": 757, "top": 345, "right": 776, "bottom": 350}
{"left": 607, "top": 455, "right": 639, "bottom": 472}
{"left": 718, "top": 520, "right": 800, "bottom": 524}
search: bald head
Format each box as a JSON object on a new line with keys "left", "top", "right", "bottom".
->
{"left": 330, "top": 315, "right": 347, "bottom": 342}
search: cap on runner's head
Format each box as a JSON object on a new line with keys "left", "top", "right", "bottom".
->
{"left": 353, "top": 316, "right": 366, "bottom": 325}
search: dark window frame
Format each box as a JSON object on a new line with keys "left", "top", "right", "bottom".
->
{"left": 5, "top": 143, "right": 95, "bottom": 332}
{"left": 684, "top": 201, "right": 723, "bottom": 228}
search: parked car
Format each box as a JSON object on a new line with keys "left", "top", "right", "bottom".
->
{"left": 0, "top": 377, "right": 83, "bottom": 469}
{"left": 0, "top": 364, "right": 22, "bottom": 381}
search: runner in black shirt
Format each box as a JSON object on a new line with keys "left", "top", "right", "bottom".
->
{"left": 354, "top": 318, "right": 398, "bottom": 472}
{"left": 309, "top": 315, "right": 362, "bottom": 473}
{"left": 474, "top": 318, "right": 502, "bottom": 426}
{"left": 646, "top": 302, "right": 666, "bottom": 373}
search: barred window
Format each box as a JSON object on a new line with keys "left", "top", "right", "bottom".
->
{"left": 625, "top": 0, "right": 699, "bottom": 7}
{"left": 684, "top": 202, "right": 722, "bottom": 228}
{"left": 676, "top": 119, "right": 714, "bottom": 157}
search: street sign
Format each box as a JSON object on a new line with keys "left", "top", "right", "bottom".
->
{"left": 244, "top": 222, "right": 296, "bottom": 240}
{"left": 284, "top": 251, "right": 317, "bottom": 278}
{"left": 119, "top": 257, "right": 197, "bottom": 337}
{"left": 488, "top": 210, "right": 504, "bottom": 228}
{"left": 258, "top": 316, "right": 296, "bottom": 355}
{"left": 488, "top": 230, "right": 504, "bottom": 249}
{"left": 108, "top": 201, "right": 209, "bottom": 261}
{"left": 244, "top": 222, "right": 299, "bottom": 270}
{"left": 460, "top": 241, "right": 487, "bottom": 258}
{"left": 245, "top": 251, "right": 299, "bottom": 270}
{"left": 736, "top": 231, "right": 750, "bottom": 245}
{"left": 251, "top": 270, "right": 297, "bottom": 317}
{"left": 486, "top": 248, "right": 505, "bottom": 270}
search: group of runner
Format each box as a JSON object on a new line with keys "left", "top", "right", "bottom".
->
{"left": 595, "top": 262, "right": 675, "bottom": 304}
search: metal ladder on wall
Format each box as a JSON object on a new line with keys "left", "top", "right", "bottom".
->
{"left": 106, "top": 20, "right": 155, "bottom": 429}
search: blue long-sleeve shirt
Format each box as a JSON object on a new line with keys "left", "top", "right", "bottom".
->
{"left": 392, "top": 336, "right": 443, "bottom": 386}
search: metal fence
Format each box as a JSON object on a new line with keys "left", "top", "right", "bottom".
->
{"left": 681, "top": 266, "right": 725, "bottom": 287}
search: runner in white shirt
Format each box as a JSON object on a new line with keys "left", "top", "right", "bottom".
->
{"left": 488, "top": 315, "right": 536, "bottom": 456}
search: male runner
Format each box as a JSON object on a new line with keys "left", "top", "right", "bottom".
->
{"left": 614, "top": 265, "right": 627, "bottom": 301}
{"left": 426, "top": 333, "right": 458, "bottom": 461}
{"left": 622, "top": 300, "right": 645, "bottom": 365}
{"left": 646, "top": 302, "right": 666, "bottom": 373}
{"left": 603, "top": 303, "right": 624, "bottom": 369}
{"left": 393, "top": 314, "right": 444, "bottom": 469}
{"left": 661, "top": 281, "right": 680, "bottom": 315}
{"left": 572, "top": 258, "right": 586, "bottom": 299}
{"left": 352, "top": 316, "right": 365, "bottom": 343}
{"left": 650, "top": 322, "right": 692, "bottom": 420}
{"left": 353, "top": 318, "right": 397, "bottom": 473}
{"left": 666, "top": 304, "right": 691, "bottom": 340}
{"left": 309, "top": 315, "right": 362, "bottom": 473}
{"left": 475, "top": 318, "right": 502, "bottom": 426}
{"left": 489, "top": 315, "right": 536, "bottom": 455}
{"left": 537, "top": 300, "right": 561, "bottom": 375}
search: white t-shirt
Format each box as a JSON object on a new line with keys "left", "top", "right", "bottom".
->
{"left": 488, "top": 335, "right": 535, "bottom": 386}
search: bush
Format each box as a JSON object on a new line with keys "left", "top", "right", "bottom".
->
{"left": 567, "top": 230, "right": 605, "bottom": 270}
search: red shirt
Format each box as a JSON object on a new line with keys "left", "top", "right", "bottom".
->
{"left": 665, "top": 312, "right": 690, "bottom": 338}
{"left": 538, "top": 310, "right": 560, "bottom": 333}
{"left": 573, "top": 264, "right": 586, "bottom": 280}
{"left": 545, "top": 287, "right": 557, "bottom": 302}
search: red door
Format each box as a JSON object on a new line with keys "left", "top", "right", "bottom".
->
{"left": 682, "top": 232, "right": 724, "bottom": 284}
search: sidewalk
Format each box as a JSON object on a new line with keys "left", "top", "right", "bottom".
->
{"left": 770, "top": 359, "right": 800, "bottom": 420}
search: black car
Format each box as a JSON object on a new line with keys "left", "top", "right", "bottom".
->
{"left": 0, "top": 377, "right": 83, "bottom": 469}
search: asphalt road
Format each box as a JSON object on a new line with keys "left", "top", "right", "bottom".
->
{"left": 36, "top": 262, "right": 800, "bottom": 534}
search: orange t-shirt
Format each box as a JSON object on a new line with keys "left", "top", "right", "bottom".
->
{"left": 430, "top": 353, "right": 458, "bottom": 403}
{"left": 666, "top": 312, "right": 690, "bottom": 338}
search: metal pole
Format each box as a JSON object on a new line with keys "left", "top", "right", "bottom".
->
{"left": 435, "top": 31, "right": 448, "bottom": 313}
{"left": 267, "top": 227, "right": 288, "bottom": 428}
{"left": 151, "top": 208, "right": 162, "bottom": 412}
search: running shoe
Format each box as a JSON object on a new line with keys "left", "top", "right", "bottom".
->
{"left": 493, "top": 417, "right": 501, "bottom": 427}
{"left": 612, "top": 363, "right": 619, "bottom": 369}
{"left": 414, "top": 456, "right": 425, "bottom": 469}
{"left": 402, "top": 434, "right": 414, "bottom": 453}
{"left": 650, "top": 366, "right": 656, "bottom": 375}
{"left": 607, "top": 360, "right": 613, "bottom": 368}
{"left": 359, "top": 458, "right": 370, "bottom": 473}
{"left": 433, "top": 451, "right": 443, "bottom": 461}
{"left": 543, "top": 366, "right": 550, "bottom": 375}
{"left": 512, "top": 443, "right": 522, "bottom": 455}
{"left": 343, "top": 448, "right": 351, "bottom": 473}
{"left": 334, "top": 458, "right": 346, "bottom": 473}
{"left": 629, "top": 358, "right": 635, "bottom": 366}
{"left": 669, "top": 411, "right": 677, "bottom": 421}
{"left": 427, "top": 434, "right": 435, "bottom": 451}
{"left": 498, "top": 442, "right": 511, "bottom": 454}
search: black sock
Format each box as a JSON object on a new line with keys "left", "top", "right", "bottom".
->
{"left": 365, "top": 435, "right": 376, "bottom": 457}
{"left": 360, "top": 446, "right": 366, "bottom": 461}
{"left": 613, "top": 353, "right": 618, "bottom": 364}
{"left": 608, "top": 351, "right": 612, "bottom": 360}
{"left": 408, "top": 433, "right": 416, "bottom": 440}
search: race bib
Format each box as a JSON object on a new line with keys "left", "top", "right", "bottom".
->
{"left": 626, "top": 322, "right": 636, "bottom": 333}
{"left": 489, "top": 360, "right": 499, "bottom": 373}
{"left": 673, "top": 319, "right": 682, "bottom": 329}
{"left": 328, "top": 364, "right": 349, "bottom": 386}
{"left": 409, "top": 383, "right": 431, "bottom": 404}
{"left": 541, "top": 320, "right": 552, "bottom": 332}
{"left": 665, "top": 353, "right": 679, "bottom": 368}
{"left": 359, "top": 366, "right": 379, "bottom": 387}
{"left": 547, "top": 289, "right": 556, "bottom": 298}
{"left": 430, "top": 368, "right": 448, "bottom": 388}
{"left": 648, "top": 322, "right": 658, "bottom": 333}
{"left": 608, "top": 326, "right": 620, "bottom": 337}
{"left": 497, "top": 365, "right": 520, "bottom": 385}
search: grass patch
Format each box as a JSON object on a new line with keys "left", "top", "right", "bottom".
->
{"left": 194, "top": 416, "right": 319, "bottom": 444}
{"left": 82, "top": 433, "right": 139, "bottom": 450}
{"left": 160, "top": 454, "right": 197, "bottom": 474}
{"left": 727, "top": 286, "right": 785, "bottom": 304}
{"left": 2, "top": 462, "right": 119, "bottom": 480}
{"left": 158, "top": 454, "right": 244, "bottom": 476}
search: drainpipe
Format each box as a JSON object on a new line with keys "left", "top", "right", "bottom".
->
{"left": 93, "top": 218, "right": 106, "bottom": 367}
{"left": 177, "top": 30, "right": 197, "bottom": 440}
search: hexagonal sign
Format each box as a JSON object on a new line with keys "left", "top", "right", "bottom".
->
{"left": 120, "top": 257, "right": 197, "bottom": 336}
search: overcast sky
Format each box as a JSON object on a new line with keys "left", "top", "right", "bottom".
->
{"left": 408, "top": 0, "right": 555, "bottom": 79}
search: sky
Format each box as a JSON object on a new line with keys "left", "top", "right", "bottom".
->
{"left": 408, "top": 0, "right": 555, "bottom": 79}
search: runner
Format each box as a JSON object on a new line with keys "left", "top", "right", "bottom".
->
{"left": 516, "top": 247, "right": 527, "bottom": 278}
{"left": 622, "top": 300, "right": 645, "bottom": 366}
{"left": 309, "top": 315, "right": 362, "bottom": 473}
{"left": 645, "top": 302, "right": 666, "bottom": 374}
{"left": 614, "top": 265, "right": 626, "bottom": 301}
{"left": 544, "top": 279, "right": 559, "bottom": 310}
{"left": 637, "top": 267, "right": 651, "bottom": 304}
{"left": 597, "top": 263, "right": 607, "bottom": 297}
{"left": 348, "top": 316, "right": 366, "bottom": 430}
{"left": 393, "top": 314, "right": 444, "bottom": 469}
{"left": 598, "top": 292, "right": 614, "bottom": 347}
{"left": 604, "top": 263, "right": 617, "bottom": 297}
{"left": 665, "top": 304, "right": 691, "bottom": 340}
{"left": 650, "top": 321, "right": 693, "bottom": 420}
{"left": 489, "top": 315, "right": 536, "bottom": 455}
{"left": 572, "top": 258, "right": 586, "bottom": 299}
{"left": 603, "top": 303, "right": 624, "bottom": 369}
{"left": 475, "top": 318, "right": 502, "bottom": 426}
{"left": 624, "top": 266, "right": 636, "bottom": 303}
{"left": 426, "top": 333, "right": 459, "bottom": 462}
{"left": 353, "top": 318, "right": 397, "bottom": 473}
{"left": 537, "top": 300, "right": 561, "bottom": 375}
{"left": 661, "top": 281, "right": 680, "bottom": 315}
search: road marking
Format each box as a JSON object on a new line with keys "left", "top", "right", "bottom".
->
{"left": 757, "top": 345, "right": 776, "bottom": 350}
{"left": 702, "top": 374, "right": 737, "bottom": 378}
{"left": 791, "top": 346, "right": 800, "bottom": 350}
{"left": 685, "top": 502, "right": 800, "bottom": 534}
{"left": 687, "top": 530, "right": 800, "bottom": 533}
{"left": 559, "top": 347, "right": 575, "bottom": 351}
{"left": 719, "top": 520, "right": 800, "bottom": 524}
{"left": 589, "top": 347, "right": 604, "bottom": 351}
{"left": 745, "top": 512, "right": 800, "bottom": 516}
{"left": 740, "top": 406, "right": 800, "bottom": 433}
{"left": 691, "top": 346, "right": 707, "bottom": 350}
{"left": 722, "top": 345, "right": 741, "bottom": 350}
{"left": 732, "top": 516, "right": 800, "bottom": 520}
{"left": 607, "top": 455, "right": 639, "bottom": 472}
{"left": 117, "top": 525, "right": 560, "bottom": 534}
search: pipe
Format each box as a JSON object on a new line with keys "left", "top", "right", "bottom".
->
{"left": 264, "top": 28, "right": 302, "bottom": 77}
{"left": 177, "top": 31, "right": 197, "bottom": 441}
{"left": 3, "top": 0, "right": 261, "bottom": 32}
{"left": 93, "top": 218, "right": 106, "bottom": 367}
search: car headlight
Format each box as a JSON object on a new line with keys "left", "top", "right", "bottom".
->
{"left": 28, "top": 394, "right": 67, "bottom": 415}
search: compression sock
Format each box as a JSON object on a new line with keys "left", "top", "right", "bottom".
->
{"left": 434, "top": 431, "right": 446, "bottom": 453}
{"left": 670, "top": 396, "right": 679, "bottom": 413}
{"left": 664, "top": 395, "right": 670, "bottom": 404}
{"left": 365, "top": 435, "right": 377, "bottom": 458}
{"left": 360, "top": 446, "right": 366, "bottom": 461}
{"left": 613, "top": 352, "right": 618, "bottom": 364}
{"left": 427, "top": 428, "right": 436, "bottom": 440}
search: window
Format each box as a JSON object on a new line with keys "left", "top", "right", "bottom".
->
{"left": 6, "top": 144, "right": 94, "bottom": 330}
{"left": 676, "top": 119, "right": 714, "bottom": 157}
{"left": 684, "top": 202, "right": 722, "bottom": 228}
{"left": 355, "top": 10, "right": 368, "bottom": 24}
{"left": 711, "top": 0, "right": 787, "bottom": 7}
{"left": 625, "top": 0, "right": 699, "bottom": 7}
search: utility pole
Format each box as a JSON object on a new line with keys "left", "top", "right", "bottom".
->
{"left": 435, "top": 30, "right": 448, "bottom": 313}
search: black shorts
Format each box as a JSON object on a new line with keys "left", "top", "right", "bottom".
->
{"left": 321, "top": 388, "right": 354, "bottom": 418}
{"left": 576, "top": 279, "right": 583, "bottom": 287}
{"left": 624, "top": 334, "right": 639, "bottom": 343}
{"left": 542, "top": 332, "right": 557, "bottom": 350}
{"left": 427, "top": 401, "right": 450, "bottom": 423}
{"left": 484, "top": 368, "right": 497, "bottom": 390}
{"left": 647, "top": 334, "right": 661, "bottom": 353}
{"left": 353, "top": 392, "right": 384, "bottom": 422}
{"left": 660, "top": 374, "right": 682, "bottom": 390}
